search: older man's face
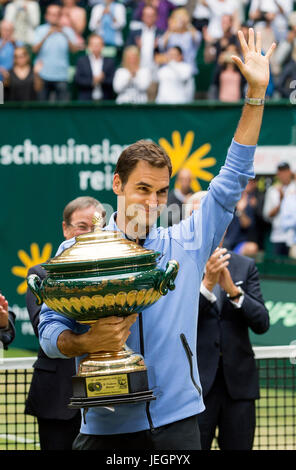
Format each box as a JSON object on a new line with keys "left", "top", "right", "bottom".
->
{"left": 62, "top": 205, "right": 103, "bottom": 240}
{"left": 0, "top": 21, "right": 13, "bottom": 40}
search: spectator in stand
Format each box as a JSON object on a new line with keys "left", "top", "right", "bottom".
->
{"left": 203, "top": 14, "right": 237, "bottom": 64}
{"left": 60, "top": 0, "right": 87, "bottom": 47}
{"left": 156, "top": 45, "right": 194, "bottom": 103}
{"left": 0, "top": 293, "right": 16, "bottom": 349}
{"left": 274, "top": 12, "right": 296, "bottom": 78}
{"left": 157, "top": 7, "right": 202, "bottom": 98}
{"left": 192, "top": 0, "right": 211, "bottom": 32}
{"left": 126, "top": 5, "right": 162, "bottom": 70}
{"left": 74, "top": 33, "right": 116, "bottom": 100}
{"left": 209, "top": 44, "right": 246, "bottom": 101}
{"left": 32, "top": 4, "right": 79, "bottom": 101}
{"left": 88, "top": 0, "right": 126, "bottom": 49}
{"left": 3, "top": 45, "right": 43, "bottom": 100}
{"left": 248, "top": 0, "right": 293, "bottom": 43}
{"left": 277, "top": 57, "right": 296, "bottom": 98}
{"left": 4, "top": 0, "right": 40, "bottom": 46}
{"left": 131, "top": 0, "right": 175, "bottom": 33}
{"left": 280, "top": 184, "right": 296, "bottom": 259}
{"left": 126, "top": 5, "right": 163, "bottom": 100}
{"left": 167, "top": 167, "right": 193, "bottom": 226}
{"left": 263, "top": 162, "right": 296, "bottom": 256}
{"left": 223, "top": 178, "right": 268, "bottom": 257}
{"left": 0, "top": 20, "right": 22, "bottom": 81}
{"left": 113, "top": 45, "right": 151, "bottom": 103}
{"left": 201, "top": 0, "right": 240, "bottom": 41}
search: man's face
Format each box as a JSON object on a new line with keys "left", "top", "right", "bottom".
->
{"left": 62, "top": 205, "right": 100, "bottom": 240}
{"left": 1, "top": 21, "right": 13, "bottom": 40}
{"left": 46, "top": 6, "right": 61, "bottom": 26}
{"left": 113, "top": 161, "right": 170, "bottom": 236}
{"left": 89, "top": 36, "right": 103, "bottom": 56}
{"left": 167, "top": 47, "right": 182, "bottom": 62}
{"left": 177, "top": 169, "right": 192, "bottom": 195}
{"left": 277, "top": 168, "right": 293, "bottom": 186}
{"left": 142, "top": 7, "right": 157, "bottom": 28}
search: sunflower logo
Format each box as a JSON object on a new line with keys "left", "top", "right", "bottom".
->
{"left": 11, "top": 243, "right": 52, "bottom": 294}
{"left": 159, "top": 131, "right": 216, "bottom": 192}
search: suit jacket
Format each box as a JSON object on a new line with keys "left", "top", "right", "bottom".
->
{"left": 25, "top": 264, "right": 79, "bottom": 420}
{"left": 125, "top": 27, "right": 163, "bottom": 49}
{"left": 74, "top": 55, "right": 116, "bottom": 101}
{"left": 0, "top": 310, "right": 15, "bottom": 348}
{"left": 197, "top": 252, "right": 269, "bottom": 401}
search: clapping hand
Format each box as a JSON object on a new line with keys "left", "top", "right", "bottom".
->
{"left": 0, "top": 294, "right": 9, "bottom": 329}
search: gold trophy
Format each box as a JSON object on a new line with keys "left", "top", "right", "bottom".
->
{"left": 28, "top": 214, "right": 179, "bottom": 408}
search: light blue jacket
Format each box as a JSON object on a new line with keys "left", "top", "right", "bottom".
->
{"left": 39, "top": 139, "right": 255, "bottom": 435}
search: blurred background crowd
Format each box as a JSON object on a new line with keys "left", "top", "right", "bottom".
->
{"left": 0, "top": 0, "right": 295, "bottom": 103}
{"left": 167, "top": 160, "right": 296, "bottom": 261}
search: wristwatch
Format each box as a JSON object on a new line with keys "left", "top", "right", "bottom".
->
{"left": 245, "top": 96, "right": 265, "bottom": 106}
{"left": 227, "top": 286, "right": 244, "bottom": 301}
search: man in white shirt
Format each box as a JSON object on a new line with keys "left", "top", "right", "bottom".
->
{"left": 156, "top": 46, "right": 194, "bottom": 103}
{"left": 126, "top": 5, "right": 162, "bottom": 75}
{"left": 263, "top": 162, "right": 296, "bottom": 256}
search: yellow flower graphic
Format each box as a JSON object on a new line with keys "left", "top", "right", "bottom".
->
{"left": 11, "top": 243, "right": 52, "bottom": 294}
{"left": 159, "top": 130, "right": 216, "bottom": 192}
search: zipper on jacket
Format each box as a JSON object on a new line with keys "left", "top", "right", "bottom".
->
{"left": 139, "top": 313, "right": 155, "bottom": 432}
{"left": 180, "top": 333, "right": 201, "bottom": 395}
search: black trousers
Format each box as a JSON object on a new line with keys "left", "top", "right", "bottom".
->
{"left": 198, "top": 365, "right": 256, "bottom": 450}
{"left": 72, "top": 414, "right": 201, "bottom": 450}
{"left": 38, "top": 413, "right": 81, "bottom": 450}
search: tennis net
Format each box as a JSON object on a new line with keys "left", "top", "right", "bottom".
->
{"left": 1, "top": 346, "right": 296, "bottom": 450}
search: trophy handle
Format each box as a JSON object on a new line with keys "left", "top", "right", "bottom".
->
{"left": 27, "top": 274, "right": 43, "bottom": 305}
{"left": 158, "top": 260, "right": 179, "bottom": 296}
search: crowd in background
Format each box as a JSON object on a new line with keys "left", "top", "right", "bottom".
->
{"left": 168, "top": 160, "right": 296, "bottom": 260}
{"left": 0, "top": 0, "right": 295, "bottom": 103}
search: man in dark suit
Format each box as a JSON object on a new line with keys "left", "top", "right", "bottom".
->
{"left": 197, "top": 246, "right": 269, "bottom": 450}
{"left": 74, "top": 34, "right": 116, "bottom": 101}
{"left": 25, "top": 196, "right": 105, "bottom": 450}
{"left": 0, "top": 293, "right": 15, "bottom": 349}
{"left": 126, "top": 4, "right": 162, "bottom": 96}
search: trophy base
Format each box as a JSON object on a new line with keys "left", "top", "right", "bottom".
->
{"left": 69, "top": 369, "right": 156, "bottom": 409}
{"left": 69, "top": 390, "right": 156, "bottom": 409}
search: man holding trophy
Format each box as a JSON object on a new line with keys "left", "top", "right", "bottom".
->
{"left": 36, "top": 30, "right": 275, "bottom": 450}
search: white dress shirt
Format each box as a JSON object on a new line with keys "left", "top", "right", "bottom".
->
{"left": 89, "top": 53, "right": 103, "bottom": 100}
{"left": 140, "top": 25, "right": 157, "bottom": 71}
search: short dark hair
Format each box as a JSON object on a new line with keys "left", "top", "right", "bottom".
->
{"left": 87, "top": 33, "right": 104, "bottom": 45}
{"left": 63, "top": 196, "right": 104, "bottom": 225}
{"left": 114, "top": 140, "right": 172, "bottom": 186}
{"left": 170, "top": 45, "right": 183, "bottom": 56}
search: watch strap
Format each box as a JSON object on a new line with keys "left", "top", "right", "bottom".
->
{"left": 245, "top": 96, "right": 265, "bottom": 106}
{"left": 227, "top": 286, "right": 244, "bottom": 301}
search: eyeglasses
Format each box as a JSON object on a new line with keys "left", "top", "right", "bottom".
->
{"left": 67, "top": 223, "right": 95, "bottom": 233}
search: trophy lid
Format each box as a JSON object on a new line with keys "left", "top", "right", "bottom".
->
{"left": 43, "top": 212, "right": 160, "bottom": 273}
